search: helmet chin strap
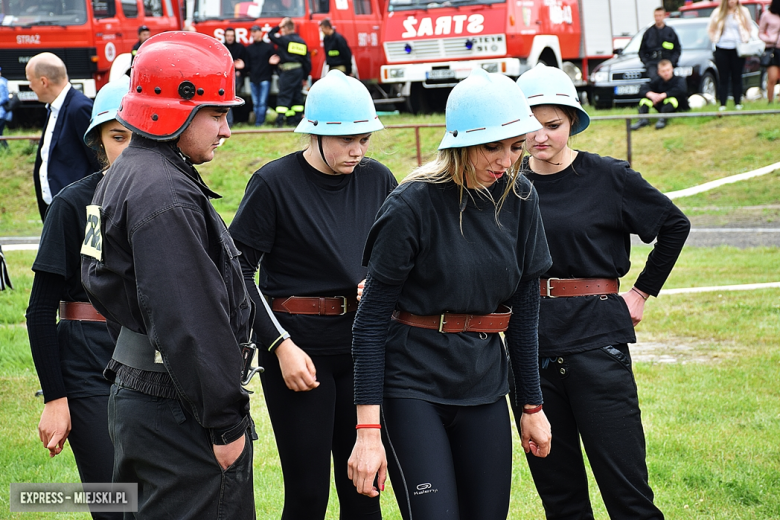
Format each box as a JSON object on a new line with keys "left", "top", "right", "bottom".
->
{"left": 317, "top": 135, "right": 338, "bottom": 175}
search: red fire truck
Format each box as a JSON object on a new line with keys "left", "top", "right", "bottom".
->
{"left": 183, "top": 0, "right": 386, "bottom": 85}
{"left": 377, "top": 0, "right": 659, "bottom": 112}
{"left": 0, "top": 0, "right": 180, "bottom": 121}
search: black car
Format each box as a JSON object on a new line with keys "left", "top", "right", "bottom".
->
{"left": 589, "top": 17, "right": 763, "bottom": 109}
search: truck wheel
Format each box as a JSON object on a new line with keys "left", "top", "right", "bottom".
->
{"left": 405, "top": 83, "right": 430, "bottom": 114}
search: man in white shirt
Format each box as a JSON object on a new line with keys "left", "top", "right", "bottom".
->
{"left": 26, "top": 52, "right": 100, "bottom": 220}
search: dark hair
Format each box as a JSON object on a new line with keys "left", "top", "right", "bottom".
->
{"left": 85, "top": 130, "right": 109, "bottom": 169}
{"left": 225, "top": 27, "right": 235, "bottom": 33}
{"left": 654, "top": 6, "right": 665, "bottom": 13}
{"left": 319, "top": 18, "right": 333, "bottom": 29}
{"left": 770, "top": 0, "right": 780, "bottom": 15}
{"left": 138, "top": 25, "right": 149, "bottom": 34}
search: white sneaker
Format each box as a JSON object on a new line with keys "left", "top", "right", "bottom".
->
{"left": 719, "top": 105, "right": 727, "bottom": 111}
{"left": 735, "top": 104, "right": 743, "bottom": 110}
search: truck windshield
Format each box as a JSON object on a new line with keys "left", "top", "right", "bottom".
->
{"left": 194, "top": 0, "right": 305, "bottom": 20}
{"left": 1, "top": 0, "right": 87, "bottom": 26}
{"left": 388, "top": 0, "right": 504, "bottom": 12}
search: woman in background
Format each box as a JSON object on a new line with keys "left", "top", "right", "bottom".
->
{"left": 759, "top": 0, "right": 780, "bottom": 103}
{"left": 708, "top": 0, "right": 754, "bottom": 110}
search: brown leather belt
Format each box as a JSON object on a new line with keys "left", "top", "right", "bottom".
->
{"left": 59, "top": 301, "right": 106, "bottom": 322}
{"left": 540, "top": 278, "right": 619, "bottom": 298}
{"left": 391, "top": 305, "right": 512, "bottom": 334}
{"left": 270, "top": 296, "right": 358, "bottom": 316}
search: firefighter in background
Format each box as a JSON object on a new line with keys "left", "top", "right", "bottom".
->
{"left": 130, "top": 25, "right": 151, "bottom": 64}
{"left": 320, "top": 18, "right": 353, "bottom": 76}
{"left": 269, "top": 17, "right": 310, "bottom": 127}
{"left": 639, "top": 7, "right": 681, "bottom": 80}
{"left": 631, "top": 59, "right": 690, "bottom": 131}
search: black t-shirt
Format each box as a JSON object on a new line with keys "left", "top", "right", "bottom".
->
{"left": 523, "top": 151, "right": 673, "bottom": 355}
{"left": 229, "top": 151, "right": 398, "bottom": 355}
{"left": 362, "top": 176, "right": 551, "bottom": 405}
{"left": 32, "top": 172, "right": 113, "bottom": 398}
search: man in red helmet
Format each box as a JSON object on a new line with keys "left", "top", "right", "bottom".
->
{"left": 81, "top": 32, "right": 259, "bottom": 519}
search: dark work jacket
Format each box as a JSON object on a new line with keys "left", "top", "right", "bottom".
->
{"left": 269, "top": 26, "right": 311, "bottom": 76}
{"left": 640, "top": 74, "right": 690, "bottom": 109}
{"left": 639, "top": 24, "right": 682, "bottom": 66}
{"left": 81, "top": 135, "right": 254, "bottom": 445}
{"left": 246, "top": 39, "right": 276, "bottom": 83}
{"left": 323, "top": 30, "right": 353, "bottom": 75}
{"left": 33, "top": 86, "right": 100, "bottom": 220}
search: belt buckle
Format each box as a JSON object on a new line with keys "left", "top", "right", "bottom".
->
{"left": 339, "top": 296, "right": 348, "bottom": 315}
{"left": 438, "top": 313, "right": 447, "bottom": 333}
{"left": 546, "top": 278, "right": 561, "bottom": 298}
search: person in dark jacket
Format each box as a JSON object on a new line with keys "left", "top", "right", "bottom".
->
{"left": 319, "top": 18, "right": 353, "bottom": 76}
{"left": 631, "top": 59, "right": 690, "bottom": 130}
{"left": 223, "top": 27, "right": 248, "bottom": 126}
{"left": 269, "top": 17, "right": 310, "bottom": 127}
{"left": 639, "top": 7, "right": 682, "bottom": 79}
{"left": 25, "top": 52, "right": 101, "bottom": 221}
{"left": 246, "top": 24, "right": 276, "bottom": 126}
{"left": 130, "top": 25, "right": 151, "bottom": 65}
{"left": 81, "top": 32, "right": 259, "bottom": 520}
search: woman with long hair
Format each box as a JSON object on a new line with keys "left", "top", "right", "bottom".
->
{"left": 708, "top": 0, "right": 755, "bottom": 109}
{"left": 26, "top": 77, "right": 131, "bottom": 520}
{"left": 348, "top": 68, "right": 552, "bottom": 519}
{"left": 759, "top": 0, "right": 780, "bottom": 103}
{"left": 515, "top": 64, "right": 690, "bottom": 519}
{"left": 229, "top": 70, "right": 396, "bottom": 520}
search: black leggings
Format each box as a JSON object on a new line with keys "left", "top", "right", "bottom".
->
{"left": 261, "top": 350, "right": 381, "bottom": 520}
{"left": 382, "top": 397, "right": 512, "bottom": 520}
{"left": 714, "top": 47, "right": 745, "bottom": 106}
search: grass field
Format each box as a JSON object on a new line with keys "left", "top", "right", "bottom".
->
{"left": 1, "top": 103, "right": 779, "bottom": 518}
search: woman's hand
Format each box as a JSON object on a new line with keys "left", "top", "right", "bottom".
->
{"left": 275, "top": 339, "right": 320, "bottom": 391}
{"left": 38, "top": 397, "right": 71, "bottom": 458}
{"left": 621, "top": 287, "right": 648, "bottom": 327}
{"left": 348, "top": 405, "right": 387, "bottom": 497}
{"left": 520, "top": 409, "right": 552, "bottom": 458}
{"left": 356, "top": 279, "right": 366, "bottom": 302}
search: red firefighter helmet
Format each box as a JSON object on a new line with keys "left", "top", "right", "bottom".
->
{"left": 118, "top": 31, "right": 244, "bottom": 141}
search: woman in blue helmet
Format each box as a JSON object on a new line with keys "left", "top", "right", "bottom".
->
{"left": 515, "top": 64, "right": 690, "bottom": 519}
{"left": 347, "top": 68, "right": 553, "bottom": 520}
{"left": 26, "top": 77, "right": 131, "bottom": 520}
{"left": 229, "top": 70, "right": 397, "bottom": 520}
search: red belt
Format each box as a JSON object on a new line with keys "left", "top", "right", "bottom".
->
{"left": 391, "top": 305, "right": 512, "bottom": 334}
{"left": 270, "top": 296, "right": 358, "bottom": 316}
{"left": 540, "top": 278, "right": 619, "bottom": 298}
{"left": 59, "top": 301, "right": 106, "bottom": 322}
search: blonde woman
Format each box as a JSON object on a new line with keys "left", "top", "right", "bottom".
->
{"left": 348, "top": 69, "right": 552, "bottom": 519}
{"left": 708, "top": 0, "right": 754, "bottom": 109}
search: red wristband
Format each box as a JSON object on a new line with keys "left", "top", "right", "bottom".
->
{"left": 522, "top": 404, "right": 543, "bottom": 414}
{"left": 355, "top": 424, "right": 382, "bottom": 430}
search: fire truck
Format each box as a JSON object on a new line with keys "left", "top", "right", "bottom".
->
{"left": 378, "top": 0, "right": 659, "bottom": 112}
{"left": 0, "top": 0, "right": 180, "bottom": 122}
{"left": 183, "top": 0, "right": 386, "bottom": 85}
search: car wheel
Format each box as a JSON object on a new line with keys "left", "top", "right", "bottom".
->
{"left": 700, "top": 71, "right": 717, "bottom": 100}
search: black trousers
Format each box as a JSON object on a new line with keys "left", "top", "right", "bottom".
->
{"left": 260, "top": 350, "right": 381, "bottom": 520}
{"left": 108, "top": 385, "right": 255, "bottom": 520}
{"left": 275, "top": 68, "right": 305, "bottom": 118}
{"left": 383, "top": 397, "right": 512, "bottom": 520}
{"left": 511, "top": 345, "right": 663, "bottom": 520}
{"left": 714, "top": 47, "right": 745, "bottom": 106}
{"left": 68, "top": 395, "right": 122, "bottom": 520}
